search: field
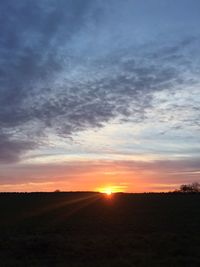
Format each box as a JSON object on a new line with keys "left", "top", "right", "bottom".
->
{"left": 0, "top": 192, "right": 200, "bottom": 267}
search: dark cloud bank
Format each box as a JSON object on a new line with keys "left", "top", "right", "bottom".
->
{"left": 0, "top": 0, "right": 200, "bottom": 163}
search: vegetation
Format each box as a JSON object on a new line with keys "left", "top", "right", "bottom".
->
{"left": 178, "top": 182, "right": 200, "bottom": 193}
{"left": 0, "top": 192, "right": 200, "bottom": 266}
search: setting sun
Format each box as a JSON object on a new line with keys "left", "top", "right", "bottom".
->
{"left": 105, "top": 188, "right": 112, "bottom": 195}
{"left": 97, "top": 186, "right": 122, "bottom": 195}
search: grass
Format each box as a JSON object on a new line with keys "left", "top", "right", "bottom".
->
{"left": 0, "top": 192, "right": 199, "bottom": 266}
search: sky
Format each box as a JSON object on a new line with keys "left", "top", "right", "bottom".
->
{"left": 0, "top": 0, "right": 200, "bottom": 192}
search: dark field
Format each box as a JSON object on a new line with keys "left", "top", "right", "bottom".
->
{"left": 0, "top": 192, "right": 200, "bottom": 267}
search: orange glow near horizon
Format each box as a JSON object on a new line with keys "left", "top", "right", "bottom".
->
{"left": 0, "top": 160, "right": 185, "bottom": 193}
{"left": 97, "top": 185, "right": 125, "bottom": 194}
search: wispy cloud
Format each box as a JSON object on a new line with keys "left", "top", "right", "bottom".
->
{"left": 0, "top": 1, "right": 199, "bottom": 191}
{"left": 0, "top": 158, "right": 199, "bottom": 192}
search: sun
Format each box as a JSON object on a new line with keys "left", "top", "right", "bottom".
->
{"left": 105, "top": 188, "right": 112, "bottom": 195}
{"left": 97, "top": 185, "right": 124, "bottom": 196}
{"left": 98, "top": 187, "right": 113, "bottom": 196}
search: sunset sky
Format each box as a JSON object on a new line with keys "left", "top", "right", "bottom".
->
{"left": 0, "top": 0, "right": 200, "bottom": 192}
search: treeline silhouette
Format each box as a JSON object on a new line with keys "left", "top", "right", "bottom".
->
{"left": 176, "top": 182, "right": 200, "bottom": 193}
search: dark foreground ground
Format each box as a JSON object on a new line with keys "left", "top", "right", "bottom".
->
{"left": 0, "top": 192, "right": 200, "bottom": 267}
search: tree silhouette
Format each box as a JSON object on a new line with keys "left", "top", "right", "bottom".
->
{"left": 179, "top": 182, "right": 200, "bottom": 193}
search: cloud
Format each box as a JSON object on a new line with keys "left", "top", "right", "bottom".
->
{"left": 0, "top": 133, "right": 35, "bottom": 163}
{"left": 0, "top": 0, "right": 200, "bottom": 163}
{"left": 0, "top": 158, "right": 199, "bottom": 192}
